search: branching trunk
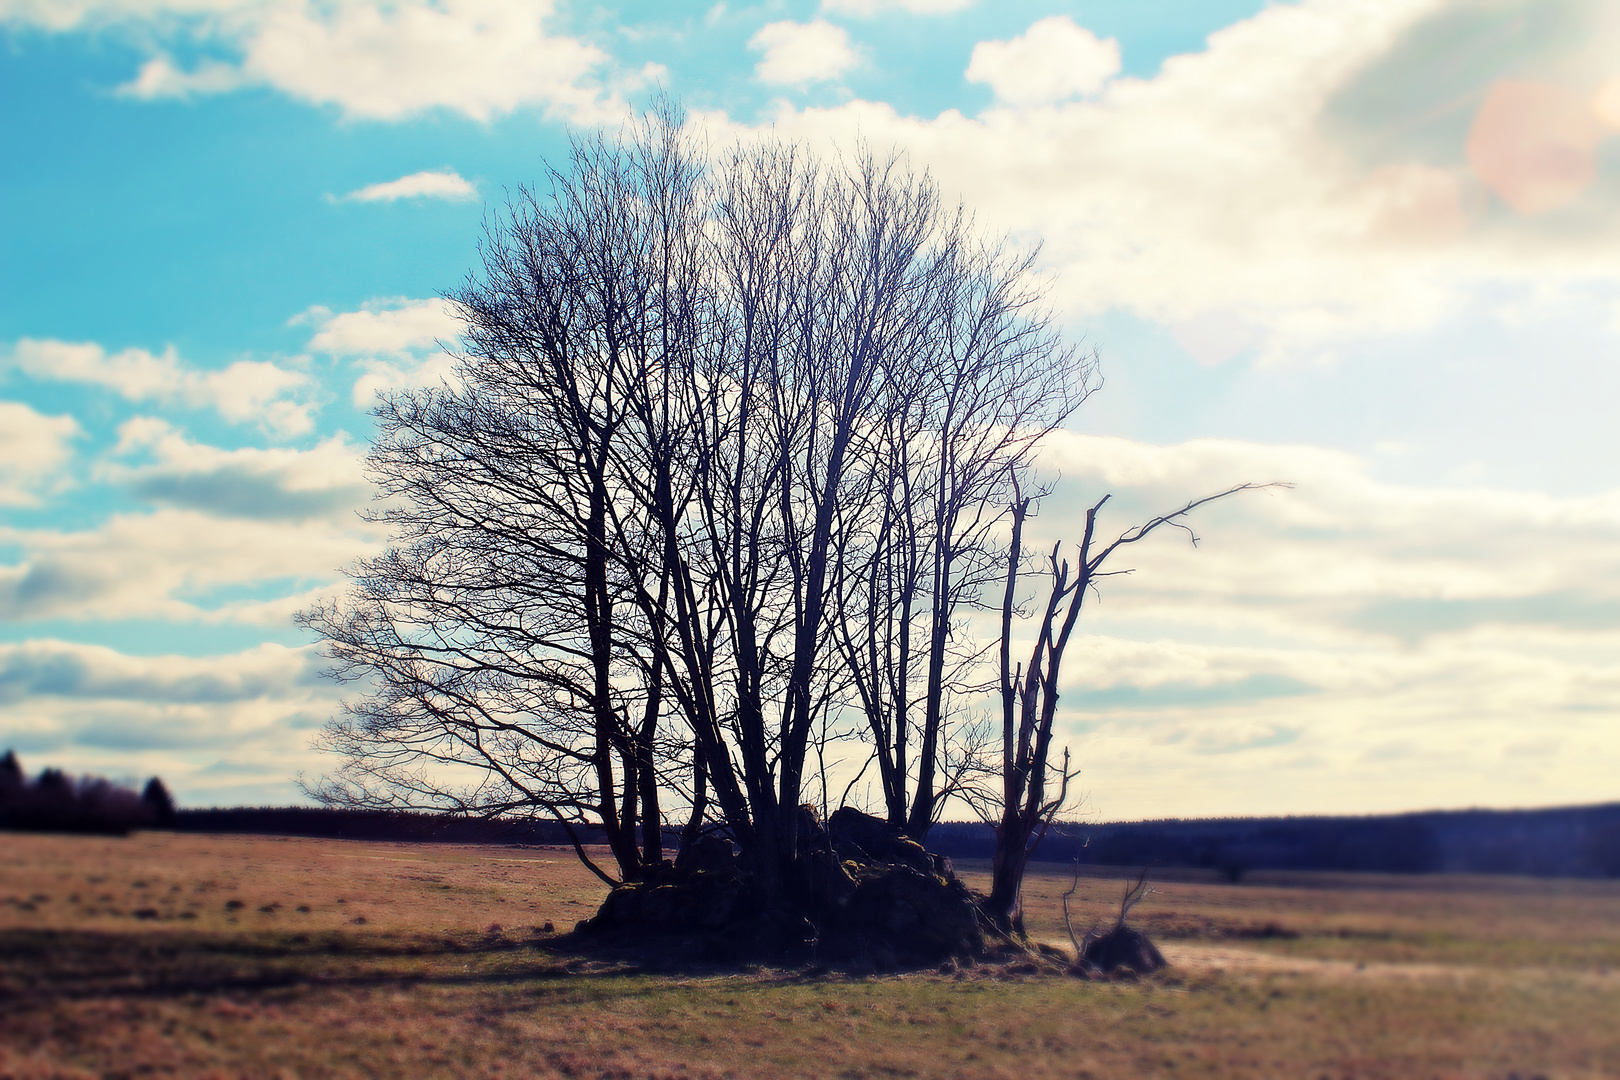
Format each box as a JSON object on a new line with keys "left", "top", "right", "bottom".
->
{"left": 983, "top": 482, "right": 1277, "bottom": 932}
{"left": 301, "top": 103, "right": 1104, "bottom": 925}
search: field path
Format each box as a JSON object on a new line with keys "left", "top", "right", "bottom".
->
{"left": 1161, "top": 941, "right": 1462, "bottom": 980}
{"left": 1157, "top": 940, "right": 1620, "bottom": 988}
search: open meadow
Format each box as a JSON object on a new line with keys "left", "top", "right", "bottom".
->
{"left": 2, "top": 831, "right": 1618, "bottom": 1079}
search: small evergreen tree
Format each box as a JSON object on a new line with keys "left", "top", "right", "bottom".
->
{"left": 141, "top": 777, "right": 177, "bottom": 827}
{"left": 0, "top": 750, "right": 22, "bottom": 795}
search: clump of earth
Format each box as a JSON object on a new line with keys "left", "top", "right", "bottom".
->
{"left": 575, "top": 806, "right": 1164, "bottom": 974}
{"left": 579, "top": 806, "right": 982, "bottom": 967}
{"left": 1078, "top": 924, "right": 1167, "bottom": 976}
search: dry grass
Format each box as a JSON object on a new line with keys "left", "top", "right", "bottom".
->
{"left": 2, "top": 832, "right": 1618, "bottom": 1079}
{"left": 992, "top": 860, "right": 1620, "bottom": 971}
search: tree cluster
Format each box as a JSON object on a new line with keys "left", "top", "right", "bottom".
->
{"left": 0, "top": 750, "right": 175, "bottom": 835}
{"left": 303, "top": 105, "right": 1261, "bottom": 950}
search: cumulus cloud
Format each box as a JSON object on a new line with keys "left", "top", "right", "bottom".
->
{"left": 102, "top": 417, "right": 370, "bottom": 521}
{"left": 7, "top": 338, "right": 315, "bottom": 437}
{"left": 297, "top": 296, "right": 459, "bottom": 355}
{"left": 750, "top": 20, "right": 857, "bottom": 86}
{"left": 340, "top": 169, "right": 477, "bottom": 203}
{"left": 0, "top": 401, "right": 80, "bottom": 507}
{"left": 11, "top": 0, "right": 631, "bottom": 123}
{"left": 701, "top": 0, "right": 1620, "bottom": 360}
{"left": 243, "top": 0, "right": 626, "bottom": 121}
{"left": 295, "top": 296, "right": 462, "bottom": 405}
{"left": 0, "top": 506, "right": 379, "bottom": 623}
{"left": 965, "top": 17, "right": 1121, "bottom": 107}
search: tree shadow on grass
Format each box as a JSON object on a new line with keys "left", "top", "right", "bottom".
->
{"left": 0, "top": 926, "right": 618, "bottom": 1006}
{"left": 0, "top": 926, "right": 1050, "bottom": 1012}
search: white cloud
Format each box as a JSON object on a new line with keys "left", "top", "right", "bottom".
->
{"left": 1032, "top": 433, "right": 1620, "bottom": 618}
{"left": 750, "top": 20, "right": 857, "bottom": 86}
{"left": 0, "top": 0, "right": 236, "bottom": 32}
{"left": 1002, "top": 433, "right": 1620, "bottom": 816}
{"left": 699, "top": 0, "right": 1620, "bottom": 360}
{"left": 965, "top": 17, "right": 1121, "bottom": 107}
{"left": 296, "top": 296, "right": 462, "bottom": 404}
{"left": 0, "top": 402, "right": 80, "bottom": 507}
{"left": 7, "top": 0, "right": 632, "bottom": 123}
{"left": 0, "top": 506, "right": 379, "bottom": 624}
{"left": 102, "top": 418, "right": 370, "bottom": 521}
{"left": 7, "top": 338, "right": 316, "bottom": 437}
{"left": 298, "top": 296, "right": 459, "bottom": 355}
{"left": 820, "top": 0, "right": 972, "bottom": 15}
{"left": 340, "top": 169, "right": 477, "bottom": 203}
{"left": 242, "top": 0, "right": 622, "bottom": 121}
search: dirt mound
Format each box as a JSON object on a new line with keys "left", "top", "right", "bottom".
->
{"left": 577, "top": 807, "right": 985, "bottom": 966}
{"left": 1081, "top": 925, "right": 1167, "bottom": 976}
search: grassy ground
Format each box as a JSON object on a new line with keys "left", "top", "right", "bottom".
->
{"left": 2, "top": 832, "right": 1618, "bottom": 1079}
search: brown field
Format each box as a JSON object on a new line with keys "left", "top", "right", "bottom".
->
{"left": 2, "top": 832, "right": 1618, "bottom": 1079}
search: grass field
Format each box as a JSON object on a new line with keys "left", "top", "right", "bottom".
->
{"left": 2, "top": 832, "right": 1618, "bottom": 1078}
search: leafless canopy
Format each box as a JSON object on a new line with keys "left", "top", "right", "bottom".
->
{"left": 300, "top": 102, "right": 1091, "bottom": 894}
{"left": 970, "top": 482, "right": 1283, "bottom": 931}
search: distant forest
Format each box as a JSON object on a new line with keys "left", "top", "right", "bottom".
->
{"left": 169, "top": 803, "right": 1620, "bottom": 880}
{"left": 929, "top": 805, "right": 1620, "bottom": 880}
{"left": 7, "top": 749, "right": 1616, "bottom": 879}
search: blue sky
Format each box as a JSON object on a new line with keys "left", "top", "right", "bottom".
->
{"left": 2, "top": 0, "right": 1618, "bottom": 817}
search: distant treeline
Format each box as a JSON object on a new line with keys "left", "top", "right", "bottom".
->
{"left": 169, "top": 801, "right": 1620, "bottom": 880}
{"left": 930, "top": 804, "right": 1620, "bottom": 879}
{"left": 172, "top": 806, "right": 612, "bottom": 847}
{"left": 8, "top": 747, "right": 1617, "bottom": 879}
{"left": 0, "top": 750, "right": 175, "bottom": 835}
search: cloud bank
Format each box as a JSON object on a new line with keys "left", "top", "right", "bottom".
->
{"left": 706, "top": 0, "right": 1620, "bottom": 362}
{"left": 0, "top": 639, "right": 344, "bottom": 805}
{"left": 750, "top": 20, "right": 857, "bottom": 86}
{"left": 295, "top": 296, "right": 463, "bottom": 405}
{"left": 1005, "top": 433, "right": 1620, "bottom": 816}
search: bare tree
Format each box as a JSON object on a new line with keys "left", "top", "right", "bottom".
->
{"left": 829, "top": 216, "right": 1096, "bottom": 841}
{"left": 977, "top": 483, "right": 1278, "bottom": 933}
{"left": 302, "top": 103, "right": 1087, "bottom": 908}
{"left": 301, "top": 106, "right": 711, "bottom": 885}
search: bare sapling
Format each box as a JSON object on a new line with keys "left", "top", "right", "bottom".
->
{"left": 1063, "top": 864, "right": 1165, "bottom": 976}
{"left": 979, "top": 481, "right": 1286, "bottom": 936}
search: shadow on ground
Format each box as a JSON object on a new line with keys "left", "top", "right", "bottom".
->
{"left": 0, "top": 923, "right": 1093, "bottom": 1015}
